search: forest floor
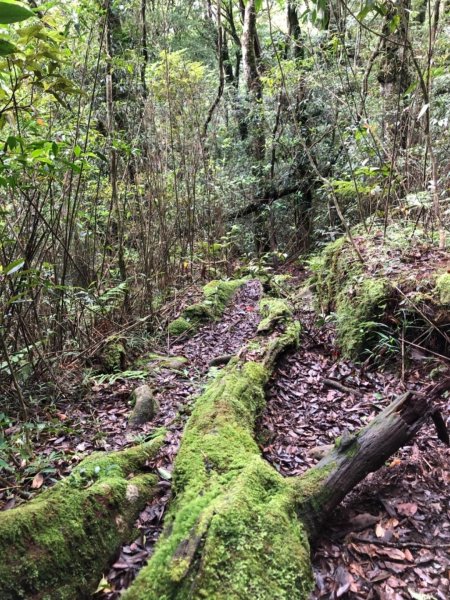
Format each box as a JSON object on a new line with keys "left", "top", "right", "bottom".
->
{"left": 1, "top": 274, "right": 449, "bottom": 600}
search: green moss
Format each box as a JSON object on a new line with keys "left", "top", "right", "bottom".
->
{"left": 308, "top": 236, "right": 350, "bottom": 314}
{"left": 257, "top": 298, "right": 292, "bottom": 333}
{"left": 0, "top": 437, "right": 164, "bottom": 600}
{"left": 268, "top": 274, "right": 293, "bottom": 297}
{"left": 102, "top": 336, "right": 126, "bottom": 372}
{"left": 435, "top": 273, "right": 450, "bottom": 304}
{"left": 168, "top": 318, "right": 194, "bottom": 336}
{"left": 309, "top": 236, "right": 391, "bottom": 358}
{"left": 168, "top": 279, "right": 247, "bottom": 337}
{"left": 309, "top": 225, "right": 450, "bottom": 359}
{"left": 203, "top": 279, "right": 246, "bottom": 308}
{"left": 335, "top": 277, "right": 390, "bottom": 357}
{"left": 123, "top": 305, "right": 313, "bottom": 600}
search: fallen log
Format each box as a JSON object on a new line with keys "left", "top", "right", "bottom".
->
{"left": 3, "top": 298, "right": 448, "bottom": 600}
{"left": 123, "top": 298, "right": 308, "bottom": 600}
{"left": 123, "top": 301, "right": 448, "bottom": 600}
{"left": 0, "top": 435, "right": 164, "bottom": 600}
{"left": 168, "top": 278, "right": 247, "bottom": 337}
{"left": 294, "top": 382, "right": 450, "bottom": 539}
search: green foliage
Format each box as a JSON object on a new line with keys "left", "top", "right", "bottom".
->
{"left": 0, "top": 1, "right": 34, "bottom": 24}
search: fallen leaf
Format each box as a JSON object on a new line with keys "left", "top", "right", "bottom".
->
{"left": 396, "top": 502, "right": 418, "bottom": 517}
{"left": 31, "top": 473, "right": 44, "bottom": 489}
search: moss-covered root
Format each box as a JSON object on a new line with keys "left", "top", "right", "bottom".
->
{"left": 257, "top": 297, "right": 293, "bottom": 334}
{"left": 0, "top": 436, "right": 164, "bottom": 600}
{"left": 123, "top": 311, "right": 312, "bottom": 600}
{"left": 168, "top": 278, "right": 247, "bottom": 336}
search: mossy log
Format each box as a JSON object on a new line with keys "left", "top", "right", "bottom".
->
{"left": 3, "top": 297, "right": 448, "bottom": 600}
{"left": 123, "top": 300, "right": 311, "bottom": 600}
{"left": 123, "top": 300, "right": 449, "bottom": 600}
{"left": 0, "top": 436, "right": 164, "bottom": 600}
{"left": 168, "top": 278, "right": 247, "bottom": 336}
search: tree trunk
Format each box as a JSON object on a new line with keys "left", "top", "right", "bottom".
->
{"left": 0, "top": 437, "right": 164, "bottom": 600}
{"left": 241, "top": 0, "right": 265, "bottom": 161}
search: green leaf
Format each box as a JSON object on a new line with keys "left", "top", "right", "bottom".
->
{"left": 3, "top": 258, "right": 25, "bottom": 275}
{"left": 0, "top": 1, "right": 34, "bottom": 24}
{"left": 0, "top": 38, "right": 17, "bottom": 55}
{"left": 389, "top": 13, "right": 400, "bottom": 32}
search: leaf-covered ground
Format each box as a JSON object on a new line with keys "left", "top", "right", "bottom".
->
{"left": 1, "top": 271, "right": 449, "bottom": 600}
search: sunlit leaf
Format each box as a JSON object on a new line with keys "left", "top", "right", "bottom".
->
{"left": 0, "top": 1, "right": 34, "bottom": 24}
{"left": 4, "top": 258, "right": 25, "bottom": 275}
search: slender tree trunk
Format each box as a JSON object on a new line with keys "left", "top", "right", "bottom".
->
{"left": 105, "top": 0, "right": 129, "bottom": 308}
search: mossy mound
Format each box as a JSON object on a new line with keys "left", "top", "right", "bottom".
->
{"left": 309, "top": 223, "right": 450, "bottom": 359}
{"left": 168, "top": 317, "right": 193, "bottom": 336}
{"left": 123, "top": 303, "right": 313, "bottom": 600}
{"left": 100, "top": 335, "right": 127, "bottom": 373}
{"left": 0, "top": 437, "right": 164, "bottom": 600}
{"left": 168, "top": 279, "right": 247, "bottom": 337}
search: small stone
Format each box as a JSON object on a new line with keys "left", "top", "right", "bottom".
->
{"left": 128, "top": 385, "right": 159, "bottom": 426}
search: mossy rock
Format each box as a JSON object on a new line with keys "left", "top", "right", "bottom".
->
{"left": 101, "top": 335, "right": 127, "bottom": 373}
{"left": 435, "top": 273, "right": 450, "bottom": 305}
{"left": 129, "top": 385, "right": 159, "bottom": 425}
{"left": 144, "top": 354, "right": 189, "bottom": 373}
{"left": 183, "top": 302, "right": 214, "bottom": 322}
{"left": 168, "top": 318, "right": 193, "bottom": 336}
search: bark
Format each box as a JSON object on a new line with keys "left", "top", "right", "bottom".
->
{"left": 287, "top": 2, "right": 303, "bottom": 59}
{"left": 228, "top": 182, "right": 303, "bottom": 219}
{"left": 203, "top": 1, "right": 225, "bottom": 138}
{"left": 0, "top": 437, "right": 164, "bottom": 600}
{"left": 377, "top": 0, "right": 411, "bottom": 150}
{"left": 241, "top": 0, "right": 265, "bottom": 161}
{"left": 295, "top": 382, "right": 449, "bottom": 539}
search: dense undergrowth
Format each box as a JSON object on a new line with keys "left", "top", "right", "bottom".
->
{"left": 309, "top": 222, "right": 450, "bottom": 361}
